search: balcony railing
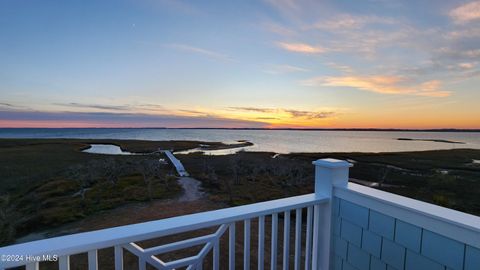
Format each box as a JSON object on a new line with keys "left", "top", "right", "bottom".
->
{"left": 1, "top": 159, "right": 479, "bottom": 270}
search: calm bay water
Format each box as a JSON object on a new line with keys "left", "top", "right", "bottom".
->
{"left": 1, "top": 128, "right": 479, "bottom": 153}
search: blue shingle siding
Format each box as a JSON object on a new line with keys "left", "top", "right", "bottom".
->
{"left": 347, "top": 243, "right": 371, "bottom": 270}
{"left": 421, "top": 230, "right": 464, "bottom": 270}
{"left": 339, "top": 200, "right": 369, "bottom": 228}
{"left": 381, "top": 238, "right": 405, "bottom": 270}
{"left": 341, "top": 219, "right": 363, "bottom": 247}
{"left": 334, "top": 236, "right": 348, "bottom": 259}
{"left": 334, "top": 255, "right": 343, "bottom": 270}
{"left": 362, "top": 230, "right": 382, "bottom": 257}
{"left": 333, "top": 197, "right": 341, "bottom": 216}
{"left": 370, "top": 256, "right": 387, "bottom": 270}
{"left": 465, "top": 245, "right": 480, "bottom": 270}
{"left": 369, "top": 211, "right": 395, "bottom": 240}
{"left": 333, "top": 197, "right": 476, "bottom": 270}
{"left": 333, "top": 217, "right": 341, "bottom": 236}
{"left": 405, "top": 249, "right": 444, "bottom": 270}
{"left": 394, "top": 220, "right": 422, "bottom": 252}
{"left": 342, "top": 262, "right": 358, "bottom": 270}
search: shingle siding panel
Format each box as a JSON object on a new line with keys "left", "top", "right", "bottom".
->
{"left": 421, "top": 230, "right": 464, "bottom": 270}
{"left": 333, "top": 217, "right": 341, "bottom": 236}
{"left": 369, "top": 211, "right": 395, "bottom": 240}
{"left": 394, "top": 220, "right": 422, "bottom": 252}
{"left": 347, "top": 243, "right": 371, "bottom": 270}
{"left": 334, "top": 236, "right": 348, "bottom": 259}
{"left": 342, "top": 262, "right": 358, "bottom": 270}
{"left": 339, "top": 200, "right": 369, "bottom": 228}
{"left": 333, "top": 197, "right": 340, "bottom": 217}
{"left": 361, "top": 230, "right": 382, "bottom": 257}
{"left": 381, "top": 238, "right": 405, "bottom": 270}
{"left": 405, "top": 250, "right": 444, "bottom": 270}
{"left": 341, "top": 220, "right": 363, "bottom": 247}
{"left": 334, "top": 255, "right": 343, "bottom": 270}
{"left": 370, "top": 256, "right": 387, "bottom": 270}
{"left": 465, "top": 245, "right": 480, "bottom": 270}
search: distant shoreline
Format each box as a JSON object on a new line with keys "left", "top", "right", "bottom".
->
{"left": 1, "top": 127, "right": 480, "bottom": 132}
{"left": 397, "top": 138, "right": 466, "bottom": 144}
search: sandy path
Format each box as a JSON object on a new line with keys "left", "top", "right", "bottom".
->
{"left": 177, "top": 176, "right": 204, "bottom": 201}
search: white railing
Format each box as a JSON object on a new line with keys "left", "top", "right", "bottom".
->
{"left": 0, "top": 159, "right": 352, "bottom": 270}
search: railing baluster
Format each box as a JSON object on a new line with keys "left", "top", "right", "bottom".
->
{"left": 258, "top": 215, "right": 265, "bottom": 270}
{"left": 294, "top": 208, "right": 302, "bottom": 270}
{"left": 283, "top": 211, "right": 291, "bottom": 270}
{"left": 304, "top": 206, "right": 313, "bottom": 270}
{"left": 213, "top": 237, "right": 220, "bottom": 270}
{"left": 311, "top": 205, "right": 321, "bottom": 270}
{"left": 114, "top": 245, "right": 123, "bottom": 270}
{"left": 138, "top": 257, "right": 146, "bottom": 270}
{"left": 88, "top": 250, "right": 98, "bottom": 270}
{"left": 59, "top": 255, "right": 70, "bottom": 270}
{"left": 229, "top": 222, "right": 236, "bottom": 270}
{"left": 271, "top": 213, "right": 278, "bottom": 270}
{"left": 25, "top": 262, "right": 39, "bottom": 270}
{"left": 197, "top": 262, "right": 203, "bottom": 270}
{"left": 244, "top": 219, "right": 251, "bottom": 270}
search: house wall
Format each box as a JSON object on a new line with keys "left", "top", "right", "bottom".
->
{"left": 331, "top": 197, "right": 480, "bottom": 270}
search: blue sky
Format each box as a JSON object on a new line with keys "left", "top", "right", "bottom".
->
{"left": 1, "top": 0, "right": 479, "bottom": 128}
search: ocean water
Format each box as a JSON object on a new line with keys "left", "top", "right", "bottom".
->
{"left": 1, "top": 128, "right": 479, "bottom": 153}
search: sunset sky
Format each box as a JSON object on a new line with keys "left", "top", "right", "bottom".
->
{"left": 1, "top": 0, "right": 479, "bottom": 128}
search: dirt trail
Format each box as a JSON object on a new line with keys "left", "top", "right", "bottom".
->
{"left": 177, "top": 177, "right": 204, "bottom": 201}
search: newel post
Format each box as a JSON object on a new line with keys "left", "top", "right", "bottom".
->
{"left": 312, "top": 159, "right": 352, "bottom": 270}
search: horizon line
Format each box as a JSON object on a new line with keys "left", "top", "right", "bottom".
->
{"left": 1, "top": 127, "right": 480, "bottom": 132}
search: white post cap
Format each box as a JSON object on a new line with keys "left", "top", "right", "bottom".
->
{"left": 312, "top": 158, "right": 353, "bottom": 168}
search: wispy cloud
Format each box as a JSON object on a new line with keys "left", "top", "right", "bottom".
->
{"left": 285, "top": 109, "right": 335, "bottom": 119}
{"left": 303, "top": 75, "right": 451, "bottom": 97}
{"left": 135, "top": 103, "right": 165, "bottom": 110}
{"left": 167, "top": 44, "right": 233, "bottom": 61}
{"left": 228, "top": 107, "right": 336, "bottom": 119}
{"left": 263, "top": 64, "right": 309, "bottom": 74}
{"left": 51, "top": 102, "right": 168, "bottom": 112}
{"left": 140, "top": 0, "right": 202, "bottom": 15}
{"left": 277, "top": 42, "right": 326, "bottom": 54}
{"left": 325, "top": 62, "right": 354, "bottom": 73}
{"left": 263, "top": 22, "right": 295, "bottom": 36}
{"left": 312, "top": 14, "right": 397, "bottom": 30}
{"left": 0, "top": 110, "right": 267, "bottom": 128}
{"left": 263, "top": 0, "right": 302, "bottom": 20}
{"left": 457, "top": 62, "right": 477, "bottom": 70}
{"left": 53, "top": 102, "right": 131, "bottom": 111}
{"left": 449, "top": 1, "right": 480, "bottom": 24}
{"left": 177, "top": 109, "right": 210, "bottom": 117}
{"left": 263, "top": 0, "right": 480, "bottom": 88}
{"left": 0, "top": 102, "right": 15, "bottom": 107}
{"left": 228, "top": 107, "right": 276, "bottom": 113}
{"left": 0, "top": 102, "right": 25, "bottom": 110}
{"left": 435, "top": 47, "right": 480, "bottom": 61}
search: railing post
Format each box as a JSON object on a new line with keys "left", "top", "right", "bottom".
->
{"left": 312, "top": 159, "right": 351, "bottom": 270}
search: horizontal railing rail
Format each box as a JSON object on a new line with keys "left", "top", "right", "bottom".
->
{"left": 0, "top": 193, "right": 329, "bottom": 269}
